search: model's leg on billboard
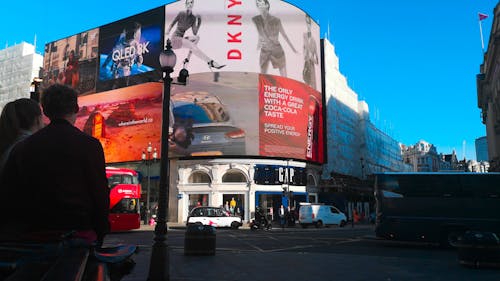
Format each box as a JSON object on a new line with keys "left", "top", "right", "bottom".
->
{"left": 181, "top": 38, "right": 225, "bottom": 69}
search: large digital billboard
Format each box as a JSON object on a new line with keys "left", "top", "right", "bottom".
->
{"left": 74, "top": 82, "right": 163, "bottom": 163}
{"left": 169, "top": 72, "right": 324, "bottom": 162}
{"left": 42, "top": 28, "right": 100, "bottom": 95}
{"left": 97, "top": 7, "right": 164, "bottom": 92}
{"left": 41, "top": 0, "right": 324, "bottom": 163}
{"left": 164, "top": 0, "right": 321, "bottom": 91}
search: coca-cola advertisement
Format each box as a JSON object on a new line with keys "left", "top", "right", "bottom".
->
{"left": 258, "top": 74, "right": 324, "bottom": 163}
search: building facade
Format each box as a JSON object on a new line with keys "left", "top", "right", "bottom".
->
{"left": 477, "top": 3, "right": 500, "bottom": 172}
{"left": 321, "top": 38, "right": 410, "bottom": 180}
{"left": 173, "top": 158, "right": 321, "bottom": 223}
{"left": 0, "top": 42, "right": 43, "bottom": 110}
{"left": 402, "top": 140, "right": 440, "bottom": 172}
{"left": 439, "top": 150, "right": 458, "bottom": 171}
{"left": 475, "top": 136, "right": 489, "bottom": 162}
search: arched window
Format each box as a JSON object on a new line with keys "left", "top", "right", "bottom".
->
{"left": 188, "top": 171, "right": 211, "bottom": 183}
{"left": 307, "top": 174, "right": 316, "bottom": 186}
{"left": 222, "top": 170, "right": 247, "bottom": 183}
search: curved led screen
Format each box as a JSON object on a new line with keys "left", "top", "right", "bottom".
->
{"left": 42, "top": 0, "right": 324, "bottom": 163}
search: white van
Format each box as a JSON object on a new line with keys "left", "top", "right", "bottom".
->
{"left": 298, "top": 203, "right": 347, "bottom": 228}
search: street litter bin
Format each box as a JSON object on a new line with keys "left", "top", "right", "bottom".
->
{"left": 456, "top": 231, "right": 500, "bottom": 268}
{"left": 184, "top": 224, "right": 216, "bottom": 256}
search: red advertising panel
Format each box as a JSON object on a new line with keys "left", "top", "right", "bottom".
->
{"left": 75, "top": 82, "right": 162, "bottom": 163}
{"left": 259, "top": 74, "right": 323, "bottom": 162}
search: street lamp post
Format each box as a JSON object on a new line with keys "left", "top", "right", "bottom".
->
{"left": 30, "top": 77, "right": 43, "bottom": 102}
{"left": 148, "top": 38, "right": 188, "bottom": 281}
{"left": 142, "top": 142, "right": 157, "bottom": 225}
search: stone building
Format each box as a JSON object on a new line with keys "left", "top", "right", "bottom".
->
{"left": 477, "top": 2, "right": 500, "bottom": 171}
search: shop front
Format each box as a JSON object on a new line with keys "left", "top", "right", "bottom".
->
{"left": 255, "top": 191, "right": 307, "bottom": 222}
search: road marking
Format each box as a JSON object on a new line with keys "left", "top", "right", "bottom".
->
{"left": 263, "top": 245, "right": 315, "bottom": 253}
{"left": 335, "top": 238, "right": 363, "bottom": 245}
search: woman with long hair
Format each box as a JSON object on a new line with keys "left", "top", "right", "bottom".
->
{"left": 0, "top": 98, "right": 44, "bottom": 175}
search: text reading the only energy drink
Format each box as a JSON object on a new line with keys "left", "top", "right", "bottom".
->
{"left": 262, "top": 85, "right": 303, "bottom": 119}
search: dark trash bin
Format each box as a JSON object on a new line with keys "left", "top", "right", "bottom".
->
{"left": 456, "top": 231, "right": 500, "bottom": 268}
{"left": 184, "top": 224, "right": 216, "bottom": 256}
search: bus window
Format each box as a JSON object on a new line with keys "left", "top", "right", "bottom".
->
{"left": 379, "top": 175, "right": 404, "bottom": 198}
{"left": 108, "top": 174, "right": 137, "bottom": 188}
{"left": 110, "top": 198, "right": 138, "bottom": 214}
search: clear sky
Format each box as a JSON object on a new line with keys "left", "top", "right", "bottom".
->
{"left": 1, "top": 0, "right": 498, "bottom": 160}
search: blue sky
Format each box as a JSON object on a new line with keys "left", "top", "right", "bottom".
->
{"left": 1, "top": 0, "right": 497, "bottom": 160}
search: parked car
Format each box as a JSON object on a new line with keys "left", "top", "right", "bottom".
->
{"left": 187, "top": 206, "right": 242, "bottom": 229}
{"left": 298, "top": 203, "right": 347, "bottom": 228}
{"left": 171, "top": 92, "right": 246, "bottom": 156}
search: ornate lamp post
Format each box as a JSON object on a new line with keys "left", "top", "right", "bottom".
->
{"left": 29, "top": 77, "right": 43, "bottom": 102}
{"left": 148, "top": 38, "right": 188, "bottom": 281}
{"left": 142, "top": 142, "right": 157, "bottom": 225}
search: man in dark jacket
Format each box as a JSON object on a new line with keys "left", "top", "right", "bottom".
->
{"left": 0, "top": 84, "right": 109, "bottom": 245}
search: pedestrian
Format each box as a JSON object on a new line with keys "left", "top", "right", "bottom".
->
{"left": 353, "top": 209, "right": 360, "bottom": 223}
{"left": 279, "top": 204, "right": 286, "bottom": 230}
{"left": 0, "top": 84, "right": 110, "bottom": 246}
{"left": 0, "top": 98, "right": 44, "bottom": 178}
{"left": 230, "top": 197, "right": 236, "bottom": 215}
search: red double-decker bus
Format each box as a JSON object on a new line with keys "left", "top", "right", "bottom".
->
{"left": 106, "top": 167, "right": 141, "bottom": 232}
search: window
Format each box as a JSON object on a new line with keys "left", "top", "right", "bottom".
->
{"left": 110, "top": 198, "right": 138, "bottom": 214}
{"left": 222, "top": 171, "right": 246, "bottom": 182}
{"left": 307, "top": 174, "right": 316, "bottom": 186}
{"left": 191, "top": 207, "right": 205, "bottom": 217}
{"left": 108, "top": 174, "right": 137, "bottom": 188}
{"left": 189, "top": 172, "right": 211, "bottom": 183}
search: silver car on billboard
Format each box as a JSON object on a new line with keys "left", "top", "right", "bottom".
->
{"left": 171, "top": 92, "right": 246, "bottom": 156}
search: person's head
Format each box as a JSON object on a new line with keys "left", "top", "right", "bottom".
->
{"left": 69, "top": 50, "right": 75, "bottom": 60}
{"left": 41, "top": 84, "right": 79, "bottom": 123}
{"left": 256, "top": 0, "right": 270, "bottom": 12}
{"left": 185, "top": 0, "right": 194, "bottom": 10}
{"left": 172, "top": 122, "right": 194, "bottom": 148}
{"left": 173, "top": 126, "right": 187, "bottom": 143}
{"left": 0, "top": 98, "right": 43, "bottom": 154}
{"left": 124, "top": 22, "right": 142, "bottom": 42}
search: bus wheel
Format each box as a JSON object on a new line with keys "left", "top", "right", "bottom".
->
{"left": 339, "top": 220, "right": 346, "bottom": 227}
{"left": 315, "top": 221, "right": 323, "bottom": 228}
